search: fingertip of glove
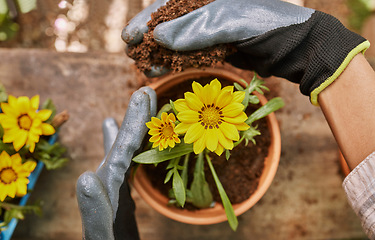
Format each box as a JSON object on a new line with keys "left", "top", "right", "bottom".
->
{"left": 76, "top": 171, "right": 104, "bottom": 198}
{"left": 121, "top": 26, "right": 143, "bottom": 45}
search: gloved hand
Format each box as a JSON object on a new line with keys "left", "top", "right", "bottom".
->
{"left": 122, "top": 0, "right": 369, "bottom": 105}
{"left": 76, "top": 87, "right": 157, "bottom": 240}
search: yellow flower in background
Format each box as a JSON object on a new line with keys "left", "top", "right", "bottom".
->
{"left": 146, "top": 112, "right": 181, "bottom": 151}
{"left": 0, "top": 95, "right": 55, "bottom": 152}
{"left": 174, "top": 79, "right": 250, "bottom": 155}
{"left": 0, "top": 151, "right": 37, "bottom": 201}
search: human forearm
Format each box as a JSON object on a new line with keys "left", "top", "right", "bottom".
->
{"left": 319, "top": 53, "right": 375, "bottom": 170}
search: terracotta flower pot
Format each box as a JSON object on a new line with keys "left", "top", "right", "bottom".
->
{"left": 132, "top": 68, "right": 281, "bottom": 225}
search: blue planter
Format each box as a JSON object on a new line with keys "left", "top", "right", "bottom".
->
{"left": 0, "top": 134, "right": 58, "bottom": 240}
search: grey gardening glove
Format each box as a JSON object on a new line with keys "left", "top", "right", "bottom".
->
{"left": 122, "top": 0, "right": 369, "bottom": 105}
{"left": 76, "top": 87, "right": 157, "bottom": 240}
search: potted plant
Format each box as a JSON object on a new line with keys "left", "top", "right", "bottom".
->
{"left": 131, "top": 68, "right": 283, "bottom": 231}
{"left": 0, "top": 85, "right": 68, "bottom": 240}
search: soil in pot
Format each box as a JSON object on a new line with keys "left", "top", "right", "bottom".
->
{"left": 127, "top": 0, "right": 236, "bottom": 72}
{"left": 143, "top": 77, "right": 270, "bottom": 209}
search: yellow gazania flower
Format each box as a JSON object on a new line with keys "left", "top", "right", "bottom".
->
{"left": 146, "top": 112, "right": 181, "bottom": 151}
{"left": 0, "top": 151, "right": 37, "bottom": 201}
{"left": 0, "top": 95, "right": 55, "bottom": 152}
{"left": 174, "top": 79, "right": 250, "bottom": 155}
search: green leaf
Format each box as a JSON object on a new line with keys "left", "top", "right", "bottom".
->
{"left": 132, "top": 143, "right": 193, "bottom": 164}
{"left": 225, "top": 149, "right": 231, "bottom": 160}
{"left": 248, "top": 95, "right": 259, "bottom": 104}
{"left": 172, "top": 168, "right": 186, "bottom": 207}
{"left": 190, "top": 153, "right": 213, "bottom": 208}
{"left": 181, "top": 154, "right": 189, "bottom": 188}
{"left": 33, "top": 139, "right": 68, "bottom": 170}
{"left": 206, "top": 154, "right": 238, "bottom": 231}
{"left": 170, "top": 100, "right": 179, "bottom": 116}
{"left": 156, "top": 103, "right": 172, "bottom": 118}
{"left": 164, "top": 169, "right": 173, "bottom": 184}
{"left": 246, "top": 97, "right": 284, "bottom": 125}
{"left": 241, "top": 126, "right": 261, "bottom": 146}
{"left": 16, "top": 0, "right": 37, "bottom": 13}
{"left": 233, "top": 82, "right": 244, "bottom": 91}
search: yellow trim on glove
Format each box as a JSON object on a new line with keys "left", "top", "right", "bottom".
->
{"left": 310, "top": 40, "right": 371, "bottom": 106}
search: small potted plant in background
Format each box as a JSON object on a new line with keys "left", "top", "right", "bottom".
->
{"left": 131, "top": 69, "right": 283, "bottom": 231}
{"left": 0, "top": 84, "right": 69, "bottom": 240}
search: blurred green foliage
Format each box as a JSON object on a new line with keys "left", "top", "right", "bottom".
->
{"left": 0, "top": 0, "right": 37, "bottom": 41}
{"left": 347, "top": 0, "right": 373, "bottom": 31}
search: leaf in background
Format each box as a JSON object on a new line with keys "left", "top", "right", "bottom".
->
{"left": 164, "top": 169, "right": 174, "bottom": 184}
{"left": 246, "top": 97, "right": 284, "bottom": 125}
{"left": 132, "top": 143, "right": 193, "bottom": 164}
{"left": 0, "top": 16, "right": 18, "bottom": 41}
{"left": 241, "top": 126, "right": 261, "bottom": 146}
{"left": 16, "top": 0, "right": 37, "bottom": 13}
{"left": 181, "top": 154, "right": 189, "bottom": 188}
{"left": 172, "top": 168, "right": 186, "bottom": 207}
{"left": 190, "top": 153, "right": 213, "bottom": 208}
{"left": 0, "top": 0, "right": 8, "bottom": 25}
{"left": 34, "top": 139, "right": 68, "bottom": 170}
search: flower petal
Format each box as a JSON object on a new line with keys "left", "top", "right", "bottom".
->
{"left": 10, "top": 153, "right": 22, "bottom": 165}
{"left": 41, "top": 123, "right": 55, "bottom": 135}
{"left": 205, "top": 128, "right": 218, "bottom": 152}
{"left": 23, "top": 161, "right": 37, "bottom": 173}
{"left": 217, "top": 129, "right": 234, "bottom": 150}
{"left": 222, "top": 102, "right": 245, "bottom": 117}
{"left": 222, "top": 112, "right": 248, "bottom": 124}
{"left": 30, "top": 95, "right": 40, "bottom": 110}
{"left": 13, "top": 130, "right": 28, "bottom": 151}
{"left": 16, "top": 96, "right": 31, "bottom": 114}
{"left": 214, "top": 144, "right": 224, "bottom": 156}
{"left": 177, "top": 110, "right": 199, "bottom": 123}
{"left": 161, "top": 112, "right": 168, "bottom": 123}
{"left": 184, "top": 92, "right": 204, "bottom": 111}
{"left": 219, "top": 122, "right": 240, "bottom": 141}
{"left": 175, "top": 122, "right": 191, "bottom": 134}
{"left": 1, "top": 103, "right": 19, "bottom": 117}
{"left": 235, "top": 122, "right": 250, "bottom": 131}
{"left": 0, "top": 115, "right": 18, "bottom": 129}
{"left": 36, "top": 109, "right": 52, "bottom": 121}
{"left": 215, "top": 88, "right": 233, "bottom": 108}
{"left": 232, "top": 91, "right": 246, "bottom": 103}
{"left": 174, "top": 99, "right": 190, "bottom": 112}
{"left": 204, "top": 79, "right": 221, "bottom": 104}
{"left": 184, "top": 122, "right": 205, "bottom": 144}
{"left": 193, "top": 131, "right": 206, "bottom": 154}
{"left": 192, "top": 81, "right": 204, "bottom": 102}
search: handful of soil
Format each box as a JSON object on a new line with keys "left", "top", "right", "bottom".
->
{"left": 127, "top": 0, "right": 236, "bottom": 72}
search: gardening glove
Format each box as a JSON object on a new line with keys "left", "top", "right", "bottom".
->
{"left": 76, "top": 86, "right": 157, "bottom": 240}
{"left": 122, "top": 0, "right": 370, "bottom": 105}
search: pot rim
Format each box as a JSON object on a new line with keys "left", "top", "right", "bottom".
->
{"left": 133, "top": 68, "right": 281, "bottom": 225}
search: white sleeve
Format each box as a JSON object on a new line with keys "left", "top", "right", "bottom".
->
{"left": 343, "top": 151, "right": 375, "bottom": 240}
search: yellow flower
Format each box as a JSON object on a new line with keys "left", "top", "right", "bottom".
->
{"left": 174, "top": 79, "right": 250, "bottom": 155}
{"left": 146, "top": 112, "right": 181, "bottom": 151}
{"left": 0, "top": 151, "right": 37, "bottom": 201}
{"left": 0, "top": 95, "right": 55, "bottom": 152}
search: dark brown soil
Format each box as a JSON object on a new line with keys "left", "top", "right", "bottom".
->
{"left": 143, "top": 77, "right": 270, "bottom": 208}
{"left": 127, "top": 0, "right": 236, "bottom": 73}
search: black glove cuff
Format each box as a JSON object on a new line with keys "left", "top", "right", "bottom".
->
{"left": 229, "top": 11, "right": 368, "bottom": 98}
